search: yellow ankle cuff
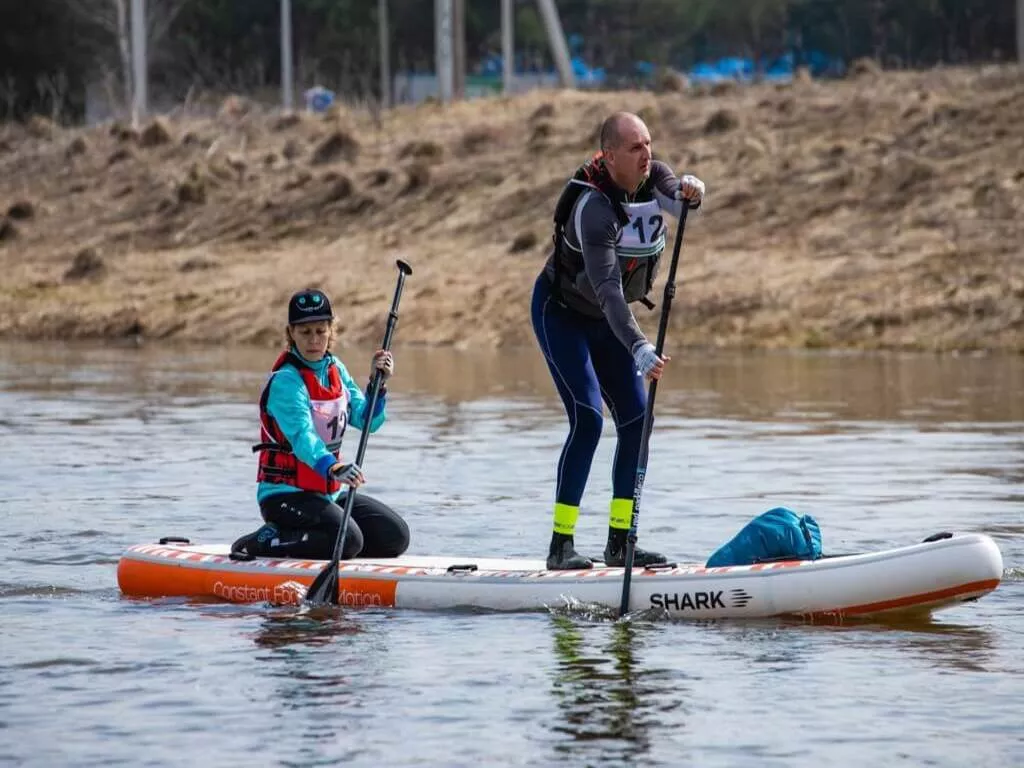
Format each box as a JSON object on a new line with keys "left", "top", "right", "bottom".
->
{"left": 553, "top": 503, "right": 580, "bottom": 535}
{"left": 609, "top": 498, "right": 633, "bottom": 530}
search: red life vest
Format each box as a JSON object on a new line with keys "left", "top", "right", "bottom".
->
{"left": 254, "top": 351, "right": 349, "bottom": 495}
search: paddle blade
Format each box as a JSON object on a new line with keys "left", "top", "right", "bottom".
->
{"left": 305, "top": 561, "right": 340, "bottom": 606}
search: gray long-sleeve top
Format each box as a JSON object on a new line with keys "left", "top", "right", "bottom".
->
{"left": 543, "top": 160, "right": 687, "bottom": 353}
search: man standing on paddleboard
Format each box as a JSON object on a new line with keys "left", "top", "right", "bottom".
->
{"left": 532, "top": 111, "right": 706, "bottom": 570}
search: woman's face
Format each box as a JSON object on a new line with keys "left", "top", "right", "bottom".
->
{"left": 289, "top": 321, "right": 332, "bottom": 360}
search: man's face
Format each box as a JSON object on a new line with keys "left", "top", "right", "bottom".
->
{"left": 604, "top": 117, "right": 652, "bottom": 192}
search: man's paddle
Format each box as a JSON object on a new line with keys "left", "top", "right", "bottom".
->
{"left": 305, "top": 259, "right": 413, "bottom": 606}
{"left": 618, "top": 203, "right": 690, "bottom": 617}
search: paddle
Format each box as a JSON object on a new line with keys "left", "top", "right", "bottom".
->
{"left": 305, "top": 259, "right": 413, "bottom": 606}
{"left": 618, "top": 203, "right": 690, "bottom": 618}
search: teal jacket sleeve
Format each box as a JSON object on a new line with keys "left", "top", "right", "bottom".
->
{"left": 265, "top": 366, "right": 336, "bottom": 478}
{"left": 339, "top": 360, "right": 387, "bottom": 433}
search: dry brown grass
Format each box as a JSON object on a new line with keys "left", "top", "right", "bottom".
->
{"left": 0, "top": 65, "right": 1022, "bottom": 352}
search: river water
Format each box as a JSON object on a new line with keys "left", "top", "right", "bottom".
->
{"left": 1, "top": 341, "right": 1021, "bottom": 767}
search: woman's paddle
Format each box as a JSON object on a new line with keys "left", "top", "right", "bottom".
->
{"left": 618, "top": 203, "right": 690, "bottom": 617}
{"left": 306, "top": 259, "right": 413, "bottom": 606}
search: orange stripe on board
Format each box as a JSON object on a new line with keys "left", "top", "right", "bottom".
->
{"left": 117, "top": 558, "right": 397, "bottom": 607}
{"left": 335, "top": 577, "right": 397, "bottom": 608}
{"left": 799, "top": 578, "right": 1001, "bottom": 620}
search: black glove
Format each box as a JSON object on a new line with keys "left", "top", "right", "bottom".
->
{"left": 330, "top": 462, "right": 364, "bottom": 486}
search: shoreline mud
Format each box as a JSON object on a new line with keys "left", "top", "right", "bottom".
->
{"left": 1, "top": 65, "right": 1021, "bottom": 353}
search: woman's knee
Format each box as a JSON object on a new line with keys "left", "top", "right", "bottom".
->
{"left": 351, "top": 497, "right": 410, "bottom": 558}
{"left": 378, "top": 514, "right": 410, "bottom": 558}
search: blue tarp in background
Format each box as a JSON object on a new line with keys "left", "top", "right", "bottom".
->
{"left": 395, "top": 42, "right": 849, "bottom": 104}
{"left": 473, "top": 46, "right": 845, "bottom": 89}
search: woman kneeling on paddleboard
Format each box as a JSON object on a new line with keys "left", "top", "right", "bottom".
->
{"left": 231, "top": 288, "right": 409, "bottom": 561}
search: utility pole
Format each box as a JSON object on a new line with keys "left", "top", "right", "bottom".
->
{"left": 536, "top": 0, "right": 576, "bottom": 88}
{"left": 281, "top": 0, "right": 294, "bottom": 110}
{"left": 379, "top": 0, "right": 391, "bottom": 108}
{"left": 452, "top": 0, "right": 465, "bottom": 99}
{"left": 434, "top": 0, "right": 454, "bottom": 103}
{"left": 1017, "top": 0, "right": 1023, "bottom": 65}
{"left": 130, "top": 0, "right": 147, "bottom": 125}
{"left": 501, "top": 0, "right": 514, "bottom": 93}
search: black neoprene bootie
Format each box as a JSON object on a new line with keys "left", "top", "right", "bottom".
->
{"left": 547, "top": 532, "right": 593, "bottom": 570}
{"left": 603, "top": 527, "right": 667, "bottom": 567}
{"left": 229, "top": 523, "right": 280, "bottom": 558}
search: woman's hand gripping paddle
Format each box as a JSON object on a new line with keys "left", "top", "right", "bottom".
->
{"left": 305, "top": 259, "right": 413, "bottom": 606}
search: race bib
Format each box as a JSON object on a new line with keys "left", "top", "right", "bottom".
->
{"left": 616, "top": 199, "right": 666, "bottom": 258}
{"left": 310, "top": 395, "right": 347, "bottom": 452}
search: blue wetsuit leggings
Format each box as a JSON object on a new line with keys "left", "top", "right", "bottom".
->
{"left": 531, "top": 275, "right": 647, "bottom": 508}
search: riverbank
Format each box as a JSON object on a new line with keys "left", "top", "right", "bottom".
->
{"left": 1, "top": 64, "right": 1021, "bottom": 352}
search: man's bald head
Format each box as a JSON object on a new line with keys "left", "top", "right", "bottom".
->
{"left": 596, "top": 111, "right": 653, "bottom": 191}
{"left": 599, "top": 112, "right": 646, "bottom": 152}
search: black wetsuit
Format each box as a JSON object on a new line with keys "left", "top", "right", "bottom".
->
{"left": 233, "top": 491, "right": 409, "bottom": 560}
{"left": 533, "top": 159, "right": 688, "bottom": 515}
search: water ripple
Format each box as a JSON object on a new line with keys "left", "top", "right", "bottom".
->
{"left": 1, "top": 342, "right": 1022, "bottom": 768}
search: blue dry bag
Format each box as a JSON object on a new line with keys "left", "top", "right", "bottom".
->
{"left": 706, "top": 507, "right": 823, "bottom": 567}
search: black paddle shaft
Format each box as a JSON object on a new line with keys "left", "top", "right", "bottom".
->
{"left": 306, "top": 259, "right": 413, "bottom": 606}
{"left": 618, "top": 204, "right": 690, "bottom": 617}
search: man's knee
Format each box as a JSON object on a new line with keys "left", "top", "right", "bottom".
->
{"left": 615, "top": 411, "right": 644, "bottom": 440}
{"left": 574, "top": 406, "right": 604, "bottom": 448}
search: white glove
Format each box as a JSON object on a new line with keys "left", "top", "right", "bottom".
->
{"left": 632, "top": 342, "right": 661, "bottom": 377}
{"left": 330, "top": 462, "right": 365, "bottom": 487}
{"left": 675, "top": 174, "right": 706, "bottom": 205}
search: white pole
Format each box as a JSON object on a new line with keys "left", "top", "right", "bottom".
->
{"left": 453, "top": 0, "right": 465, "bottom": 99}
{"left": 535, "top": 0, "right": 576, "bottom": 88}
{"left": 1017, "top": 0, "right": 1023, "bottom": 65}
{"left": 379, "top": 0, "right": 391, "bottom": 108}
{"left": 130, "top": 0, "right": 147, "bottom": 126}
{"left": 281, "top": 0, "right": 294, "bottom": 110}
{"left": 435, "top": 0, "right": 454, "bottom": 104}
{"left": 501, "top": 0, "right": 514, "bottom": 93}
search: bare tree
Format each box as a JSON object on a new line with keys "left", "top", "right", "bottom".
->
{"left": 36, "top": 71, "right": 69, "bottom": 123}
{"left": 0, "top": 75, "right": 17, "bottom": 120}
{"left": 69, "top": 0, "right": 190, "bottom": 119}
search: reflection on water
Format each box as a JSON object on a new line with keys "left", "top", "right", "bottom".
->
{"left": 1, "top": 340, "right": 1022, "bottom": 768}
{"left": 814, "top": 617, "right": 1000, "bottom": 674}
{"left": 252, "top": 609, "right": 363, "bottom": 651}
{"left": 1, "top": 341, "right": 1022, "bottom": 424}
{"left": 189, "top": 604, "right": 364, "bottom": 651}
{"left": 877, "top": 622, "right": 1000, "bottom": 674}
{"left": 707, "top": 613, "right": 1003, "bottom": 676}
{"left": 550, "top": 617, "right": 689, "bottom": 761}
